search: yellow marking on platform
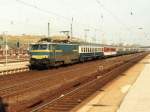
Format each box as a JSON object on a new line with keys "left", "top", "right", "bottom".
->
{"left": 120, "top": 85, "right": 131, "bottom": 93}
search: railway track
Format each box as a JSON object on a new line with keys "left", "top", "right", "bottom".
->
{"left": 0, "top": 54, "right": 136, "bottom": 88}
{"left": 0, "top": 53, "right": 147, "bottom": 112}
{"left": 29, "top": 53, "right": 147, "bottom": 112}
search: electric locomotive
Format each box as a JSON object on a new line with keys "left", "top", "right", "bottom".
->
{"left": 30, "top": 42, "right": 79, "bottom": 68}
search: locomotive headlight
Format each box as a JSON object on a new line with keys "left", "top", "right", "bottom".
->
{"left": 32, "top": 55, "right": 48, "bottom": 59}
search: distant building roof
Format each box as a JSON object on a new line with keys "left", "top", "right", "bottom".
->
{"left": 140, "top": 46, "right": 150, "bottom": 48}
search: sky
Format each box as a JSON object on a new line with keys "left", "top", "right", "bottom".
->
{"left": 0, "top": 0, "right": 149, "bottom": 45}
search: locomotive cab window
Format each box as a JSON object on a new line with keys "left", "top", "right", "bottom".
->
{"left": 31, "top": 44, "right": 48, "bottom": 50}
{"left": 39, "top": 44, "right": 48, "bottom": 50}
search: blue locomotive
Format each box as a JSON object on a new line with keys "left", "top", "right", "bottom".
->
{"left": 30, "top": 42, "right": 79, "bottom": 68}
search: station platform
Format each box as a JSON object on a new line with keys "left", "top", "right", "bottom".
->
{"left": 0, "top": 61, "right": 29, "bottom": 72}
{"left": 75, "top": 54, "right": 150, "bottom": 112}
{"left": 118, "top": 55, "right": 150, "bottom": 112}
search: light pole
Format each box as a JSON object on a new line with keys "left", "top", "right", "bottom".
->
{"left": 70, "top": 17, "right": 73, "bottom": 39}
{"left": 48, "top": 22, "right": 50, "bottom": 37}
{"left": 94, "top": 29, "right": 98, "bottom": 43}
{"left": 84, "top": 29, "right": 90, "bottom": 43}
{"left": 3, "top": 31, "right": 8, "bottom": 66}
{"left": 17, "top": 38, "right": 20, "bottom": 60}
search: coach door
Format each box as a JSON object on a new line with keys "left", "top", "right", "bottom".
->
{"left": 49, "top": 44, "right": 56, "bottom": 63}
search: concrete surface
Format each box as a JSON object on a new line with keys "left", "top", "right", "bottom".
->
{"left": 74, "top": 54, "right": 149, "bottom": 112}
{"left": 118, "top": 55, "right": 150, "bottom": 112}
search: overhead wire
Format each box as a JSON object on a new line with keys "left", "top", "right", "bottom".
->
{"left": 96, "top": 0, "right": 132, "bottom": 31}
{"left": 16, "top": 0, "right": 71, "bottom": 22}
{"left": 16, "top": 0, "right": 102, "bottom": 32}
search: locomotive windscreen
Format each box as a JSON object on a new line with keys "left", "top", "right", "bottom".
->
{"left": 31, "top": 44, "right": 48, "bottom": 50}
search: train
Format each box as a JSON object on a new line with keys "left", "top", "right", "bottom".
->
{"left": 29, "top": 42, "right": 144, "bottom": 69}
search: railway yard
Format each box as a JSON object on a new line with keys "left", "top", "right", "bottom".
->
{"left": 0, "top": 52, "right": 149, "bottom": 112}
{"left": 1, "top": 1, "right": 150, "bottom": 112}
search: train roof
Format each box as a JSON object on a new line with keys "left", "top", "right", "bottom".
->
{"left": 30, "top": 42, "right": 141, "bottom": 48}
{"left": 30, "top": 42, "right": 78, "bottom": 46}
{"left": 31, "top": 42, "right": 116, "bottom": 47}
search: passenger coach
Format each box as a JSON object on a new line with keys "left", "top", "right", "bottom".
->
{"left": 79, "top": 44, "right": 103, "bottom": 62}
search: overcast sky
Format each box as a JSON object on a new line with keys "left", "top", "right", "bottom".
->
{"left": 0, "top": 0, "right": 149, "bottom": 45}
